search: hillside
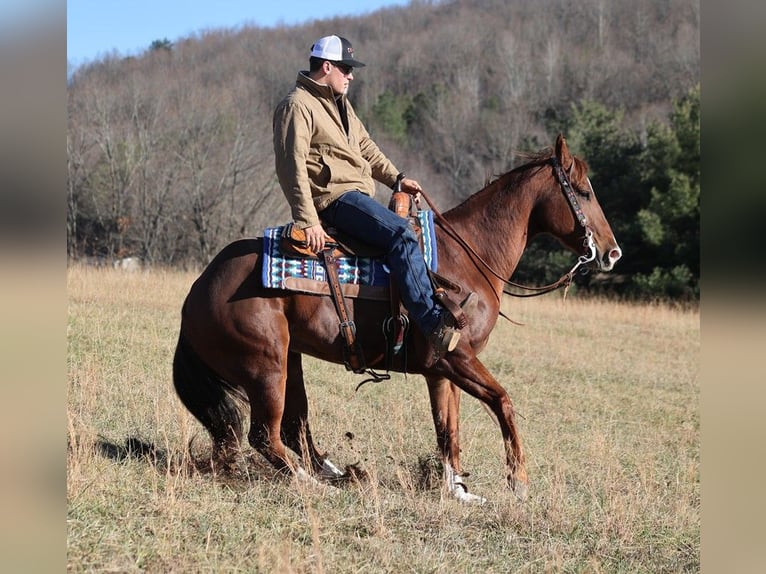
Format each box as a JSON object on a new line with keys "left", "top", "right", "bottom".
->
{"left": 67, "top": 0, "right": 699, "bottom": 297}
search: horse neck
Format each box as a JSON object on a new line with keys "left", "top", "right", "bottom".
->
{"left": 442, "top": 170, "right": 539, "bottom": 284}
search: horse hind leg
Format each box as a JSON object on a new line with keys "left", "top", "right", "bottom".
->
{"left": 245, "top": 367, "right": 294, "bottom": 476}
{"left": 426, "top": 375, "right": 486, "bottom": 504}
{"left": 281, "top": 351, "right": 344, "bottom": 480}
{"left": 173, "top": 334, "right": 246, "bottom": 470}
{"left": 241, "top": 351, "right": 324, "bottom": 478}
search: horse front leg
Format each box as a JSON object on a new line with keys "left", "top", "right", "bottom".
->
{"left": 433, "top": 351, "right": 528, "bottom": 500}
{"left": 426, "top": 376, "right": 486, "bottom": 504}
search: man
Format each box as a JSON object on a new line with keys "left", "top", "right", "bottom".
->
{"left": 273, "top": 34, "right": 463, "bottom": 355}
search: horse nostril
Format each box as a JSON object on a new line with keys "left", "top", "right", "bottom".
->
{"left": 601, "top": 247, "right": 622, "bottom": 269}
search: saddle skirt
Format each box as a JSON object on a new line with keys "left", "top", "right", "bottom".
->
{"left": 262, "top": 210, "right": 438, "bottom": 300}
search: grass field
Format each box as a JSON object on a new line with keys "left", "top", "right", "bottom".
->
{"left": 67, "top": 265, "right": 699, "bottom": 572}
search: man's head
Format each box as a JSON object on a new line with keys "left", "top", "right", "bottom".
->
{"left": 308, "top": 35, "right": 365, "bottom": 95}
{"left": 310, "top": 35, "right": 365, "bottom": 68}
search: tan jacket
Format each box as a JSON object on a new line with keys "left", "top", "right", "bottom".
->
{"left": 273, "top": 72, "right": 400, "bottom": 228}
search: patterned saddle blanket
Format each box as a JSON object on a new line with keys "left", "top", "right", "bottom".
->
{"left": 262, "top": 210, "right": 438, "bottom": 300}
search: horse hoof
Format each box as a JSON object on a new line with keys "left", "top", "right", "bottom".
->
{"left": 512, "top": 481, "right": 528, "bottom": 502}
{"left": 444, "top": 462, "right": 486, "bottom": 504}
{"left": 317, "top": 458, "right": 345, "bottom": 480}
{"left": 450, "top": 487, "right": 487, "bottom": 505}
{"left": 293, "top": 467, "right": 340, "bottom": 496}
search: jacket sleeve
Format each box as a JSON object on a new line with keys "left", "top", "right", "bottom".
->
{"left": 353, "top": 109, "right": 400, "bottom": 188}
{"left": 273, "top": 101, "right": 321, "bottom": 229}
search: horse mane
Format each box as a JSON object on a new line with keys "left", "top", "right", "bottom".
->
{"left": 445, "top": 145, "right": 590, "bottom": 223}
{"left": 494, "top": 147, "right": 555, "bottom": 186}
{"left": 479, "top": 145, "right": 589, "bottom": 198}
{"left": 453, "top": 147, "right": 556, "bottom": 215}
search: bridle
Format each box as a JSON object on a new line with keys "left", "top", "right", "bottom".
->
{"left": 502, "top": 156, "right": 597, "bottom": 297}
{"left": 419, "top": 155, "right": 597, "bottom": 303}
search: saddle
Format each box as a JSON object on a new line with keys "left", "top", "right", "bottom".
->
{"left": 279, "top": 192, "right": 466, "bottom": 378}
{"left": 279, "top": 223, "right": 385, "bottom": 260}
{"left": 279, "top": 196, "right": 421, "bottom": 260}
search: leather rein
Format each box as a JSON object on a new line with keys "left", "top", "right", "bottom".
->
{"left": 418, "top": 156, "right": 597, "bottom": 305}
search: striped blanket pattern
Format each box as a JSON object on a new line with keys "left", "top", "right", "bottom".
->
{"left": 262, "top": 210, "right": 437, "bottom": 292}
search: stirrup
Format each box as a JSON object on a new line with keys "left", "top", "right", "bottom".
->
{"left": 430, "top": 315, "right": 461, "bottom": 355}
{"left": 434, "top": 289, "right": 477, "bottom": 330}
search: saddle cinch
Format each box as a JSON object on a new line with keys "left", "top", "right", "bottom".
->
{"left": 279, "top": 192, "right": 467, "bottom": 378}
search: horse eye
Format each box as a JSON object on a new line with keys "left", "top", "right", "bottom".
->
{"left": 575, "top": 186, "right": 591, "bottom": 199}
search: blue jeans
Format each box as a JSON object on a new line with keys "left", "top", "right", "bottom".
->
{"left": 320, "top": 191, "right": 442, "bottom": 333}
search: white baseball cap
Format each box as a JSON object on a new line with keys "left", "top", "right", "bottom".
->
{"left": 310, "top": 35, "right": 366, "bottom": 68}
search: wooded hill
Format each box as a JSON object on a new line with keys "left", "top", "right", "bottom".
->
{"left": 67, "top": 0, "right": 700, "bottom": 299}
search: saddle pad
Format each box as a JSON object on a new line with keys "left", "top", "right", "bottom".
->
{"left": 262, "top": 210, "right": 437, "bottom": 297}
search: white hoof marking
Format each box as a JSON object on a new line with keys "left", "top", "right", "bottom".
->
{"left": 444, "top": 462, "right": 487, "bottom": 505}
{"left": 318, "top": 458, "right": 344, "bottom": 479}
{"left": 293, "top": 466, "right": 339, "bottom": 495}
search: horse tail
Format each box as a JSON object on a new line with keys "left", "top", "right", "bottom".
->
{"left": 172, "top": 332, "right": 247, "bottom": 455}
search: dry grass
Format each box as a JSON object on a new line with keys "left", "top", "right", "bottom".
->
{"left": 67, "top": 265, "right": 699, "bottom": 572}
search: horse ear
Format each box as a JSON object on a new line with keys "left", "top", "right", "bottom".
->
{"left": 555, "top": 133, "right": 573, "bottom": 170}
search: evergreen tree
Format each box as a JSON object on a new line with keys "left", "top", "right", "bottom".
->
{"left": 515, "top": 88, "right": 700, "bottom": 300}
{"left": 633, "top": 86, "right": 700, "bottom": 298}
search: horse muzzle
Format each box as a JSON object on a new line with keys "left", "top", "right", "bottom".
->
{"left": 598, "top": 245, "right": 622, "bottom": 271}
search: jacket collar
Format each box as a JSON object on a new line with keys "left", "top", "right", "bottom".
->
{"left": 296, "top": 71, "right": 345, "bottom": 104}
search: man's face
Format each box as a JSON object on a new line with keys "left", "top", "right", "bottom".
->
{"left": 327, "top": 61, "right": 354, "bottom": 95}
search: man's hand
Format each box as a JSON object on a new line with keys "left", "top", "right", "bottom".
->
{"left": 399, "top": 177, "right": 422, "bottom": 196}
{"left": 399, "top": 177, "right": 424, "bottom": 207}
{"left": 303, "top": 223, "right": 331, "bottom": 253}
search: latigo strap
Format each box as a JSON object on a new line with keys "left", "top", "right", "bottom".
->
{"left": 319, "top": 249, "right": 367, "bottom": 373}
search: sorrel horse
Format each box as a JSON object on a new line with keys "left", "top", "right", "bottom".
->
{"left": 173, "top": 134, "right": 621, "bottom": 503}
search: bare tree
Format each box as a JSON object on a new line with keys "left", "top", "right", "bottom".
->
{"left": 66, "top": 0, "right": 699, "bottom": 265}
{"left": 78, "top": 79, "right": 142, "bottom": 258}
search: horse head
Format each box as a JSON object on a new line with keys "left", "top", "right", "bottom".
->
{"left": 535, "top": 134, "right": 622, "bottom": 272}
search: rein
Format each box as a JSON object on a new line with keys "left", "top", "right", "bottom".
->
{"left": 504, "top": 156, "right": 597, "bottom": 297}
{"left": 419, "top": 156, "right": 597, "bottom": 303}
{"left": 502, "top": 229, "right": 595, "bottom": 298}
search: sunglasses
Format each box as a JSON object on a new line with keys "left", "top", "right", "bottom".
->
{"left": 331, "top": 62, "right": 354, "bottom": 76}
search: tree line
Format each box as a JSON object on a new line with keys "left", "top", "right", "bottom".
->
{"left": 67, "top": 0, "right": 699, "bottom": 299}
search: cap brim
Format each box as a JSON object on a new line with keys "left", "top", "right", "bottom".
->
{"left": 345, "top": 59, "right": 366, "bottom": 68}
